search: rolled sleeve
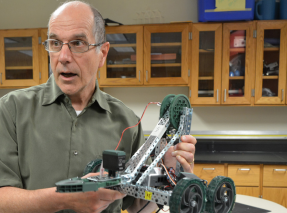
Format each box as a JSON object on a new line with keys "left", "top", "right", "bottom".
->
{"left": 0, "top": 97, "right": 23, "bottom": 188}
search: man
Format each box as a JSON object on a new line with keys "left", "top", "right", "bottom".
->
{"left": 0, "top": 1, "right": 196, "bottom": 213}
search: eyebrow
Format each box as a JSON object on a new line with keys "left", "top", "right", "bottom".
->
{"left": 48, "top": 33, "right": 88, "bottom": 40}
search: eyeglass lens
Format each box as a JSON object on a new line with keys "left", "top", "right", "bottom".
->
{"left": 46, "top": 40, "right": 89, "bottom": 53}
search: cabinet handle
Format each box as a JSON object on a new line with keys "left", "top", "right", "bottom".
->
{"left": 146, "top": 70, "right": 148, "bottom": 82}
{"left": 224, "top": 89, "right": 226, "bottom": 102}
{"left": 238, "top": 168, "right": 251, "bottom": 171}
{"left": 274, "top": 169, "right": 287, "bottom": 172}
{"left": 0, "top": 73, "right": 2, "bottom": 85}
{"left": 202, "top": 168, "right": 215, "bottom": 170}
{"left": 216, "top": 89, "right": 219, "bottom": 102}
{"left": 282, "top": 89, "right": 284, "bottom": 102}
{"left": 139, "top": 70, "right": 140, "bottom": 82}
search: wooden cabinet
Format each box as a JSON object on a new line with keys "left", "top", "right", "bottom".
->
{"left": 254, "top": 21, "right": 287, "bottom": 105}
{"left": 228, "top": 164, "right": 260, "bottom": 186}
{"left": 190, "top": 20, "right": 287, "bottom": 106}
{"left": 39, "top": 28, "right": 49, "bottom": 85}
{"left": 222, "top": 22, "right": 255, "bottom": 105}
{"left": 263, "top": 165, "right": 287, "bottom": 207}
{"left": 190, "top": 23, "right": 222, "bottom": 105}
{"left": 195, "top": 163, "right": 287, "bottom": 206}
{"left": 99, "top": 23, "right": 190, "bottom": 86}
{"left": 99, "top": 25, "right": 144, "bottom": 86}
{"left": 0, "top": 29, "right": 40, "bottom": 87}
{"left": 0, "top": 28, "right": 49, "bottom": 88}
{"left": 227, "top": 164, "right": 260, "bottom": 198}
{"left": 193, "top": 164, "right": 225, "bottom": 183}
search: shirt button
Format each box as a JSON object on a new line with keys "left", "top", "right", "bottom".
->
{"left": 73, "top": 150, "right": 78, "bottom": 156}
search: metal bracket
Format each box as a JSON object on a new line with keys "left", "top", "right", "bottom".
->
{"left": 253, "top": 30, "right": 257, "bottom": 38}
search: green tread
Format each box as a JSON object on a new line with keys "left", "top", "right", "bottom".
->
{"left": 169, "top": 178, "right": 206, "bottom": 213}
{"left": 169, "top": 94, "right": 191, "bottom": 130}
{"left": 83, "top": 159, "right": 103, "bottom": 176}
{"left": 160, "top": 94, "right": 175, "bottom": 118}
{"left": 206, "top": 176, "right": 236, "bottom": 213}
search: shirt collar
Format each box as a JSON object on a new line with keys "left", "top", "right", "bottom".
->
{"left": 42, "top": 75, "right": 111, "bottom": 113}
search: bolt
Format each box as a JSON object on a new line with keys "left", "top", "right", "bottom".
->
{"left": 191, "top": 201, "right": 197, "bottom": 207}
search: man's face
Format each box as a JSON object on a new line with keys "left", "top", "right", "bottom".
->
{"left": 48, "top": 4, "right": 108, "bottom": 98}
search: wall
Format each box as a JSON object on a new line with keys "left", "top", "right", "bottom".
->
{"left": 1, "top": 0, "right": 287, "bottom": 132}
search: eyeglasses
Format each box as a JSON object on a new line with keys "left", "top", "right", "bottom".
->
{"left": 42, "top": 39, "right": 104, "bottom": 53}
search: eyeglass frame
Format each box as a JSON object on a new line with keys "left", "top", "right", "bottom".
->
{"left": 42, "top": 39, "right": 105, "bottom": 53}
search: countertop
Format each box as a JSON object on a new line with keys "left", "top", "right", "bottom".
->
{"left": 157, "top": 195, "right": 287, "bottom": 213}
{"left": 195, "top": 151, "right": 287, "bottom": 165}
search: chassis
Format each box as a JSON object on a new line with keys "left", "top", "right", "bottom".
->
{"left": 56, "top": 94, "right": 236, "bottom": 213}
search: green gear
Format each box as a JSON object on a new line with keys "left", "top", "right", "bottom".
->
{"left": 206, "top": 176, "right": 236, "bottom": 213}
{"left": 169, "top": 94, "right": 191, "bottom": 130}
{"left": 160, "top": 94, "right": 175, "bottom": 118}
{"left": 169, "top": 178, "right": 206, "bottom": 213}
{"left": 83, "top": 159, "right": 103, "bottom": 176}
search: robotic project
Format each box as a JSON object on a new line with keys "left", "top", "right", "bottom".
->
{"left": 56, "top": 94, "right": 236, "bottom": 213}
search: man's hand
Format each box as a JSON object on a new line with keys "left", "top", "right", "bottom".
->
{"left": 72, "top": 172, "right": 125, "bottom": 213}
{"left": 67, "top": 187, "right": 126, "bottom": 213}
{"left": 164, "top": 135, "right": 196, "bottom": 173}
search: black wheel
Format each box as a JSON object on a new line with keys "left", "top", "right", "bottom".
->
{"left": 206, "top": 176, "right": 236, "bottom": 213}
{"left": 170, "top": 178, "right": 206, "bottom": 213}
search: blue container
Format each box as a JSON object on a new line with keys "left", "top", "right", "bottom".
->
{"left": 198, "top": 0, "right": 255, "bottom": 22}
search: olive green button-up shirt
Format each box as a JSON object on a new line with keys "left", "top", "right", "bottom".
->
{"left": 0, "top": 75, "right": 144, "bottom": 213}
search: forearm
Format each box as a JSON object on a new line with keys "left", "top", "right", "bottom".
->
{"left": 0, "top": 187, "right": 67, "bottom": 213}
{"left": 127, "top": 198, "right": 157, "bottom": 213}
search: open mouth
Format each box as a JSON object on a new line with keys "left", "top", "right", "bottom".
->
{"left": 61, "top": 73, "right": 77, "bottom": 78}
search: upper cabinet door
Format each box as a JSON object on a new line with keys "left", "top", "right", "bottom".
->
{"left": 143, "top": 23, "right": 189, "bottom": 85}
{"left": 222, "top": 22, "right": 255, "bottom": 105}
{"left": 0, "top": 29, "right": 39, "bottom": 87}
{"left": 255, "top": 21, "right": 287, "bottom": 105}
{"left": 190, "top": 23, "right": 222, "bottom": 105}
{"left": 99, "top": 25, "right": 144, "bottom": 86}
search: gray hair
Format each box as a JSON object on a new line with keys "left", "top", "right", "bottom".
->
{"left": 48, "top": 0, "right": 106, "bottom": 51}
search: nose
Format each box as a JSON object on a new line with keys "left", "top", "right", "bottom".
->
{"left": 58, "top": 43, "right": 72, "bottom": 65}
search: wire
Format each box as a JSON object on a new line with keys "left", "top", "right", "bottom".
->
{"left": 156, "top": 207, "right": 170, "bottom": 213}
{"left": 160, "top": 163, "right": 176, "bottom": 186}
{"left": 137, "top": 201, "right": 150, "bottom": 213}
{"left": 115, "top": 102, "right": 160, "bottom": 150}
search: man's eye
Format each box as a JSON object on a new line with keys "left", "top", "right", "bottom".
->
{"left": 71, "top": 40, "right": 85, "bottom": 46}
{"left": 51, "top": 40, "right": 61, "bottom": 47}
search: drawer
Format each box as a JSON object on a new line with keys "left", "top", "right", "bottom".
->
{"left": 263, "top": 165, "right": 287, "bottom": 187}
{"left": 194, "top": 164, "right": 225, "bottom": 184}
{"left": 228, "top": 165, "right": 260, "bottom": 186}
{"left": 236, "top": 186, "right": 260, "bottom": 198}
{"left": 263, "top": 187, "right": 287, "bottom": 208}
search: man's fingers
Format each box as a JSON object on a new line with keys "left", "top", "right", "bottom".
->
{"left": 181, "top": 135, "right": 197, "bottom": 144}
{"left": 97, "top": 188, "right": 126, "bottom": 201}
{"left": 174, "top": 142, "right": 195, "bottom": 153}
{"left": 81, "top": 172, "right": 108, "bottom": 179}
{"left": 175, "top": 155, "right": 193, "bottom": 173}
{"left": 171, "top": 150, "right": 194, "bottom": 164}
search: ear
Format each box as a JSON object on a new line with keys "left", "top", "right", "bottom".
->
{"left": 98, "top": 42, "right": 110, "bottom": 68}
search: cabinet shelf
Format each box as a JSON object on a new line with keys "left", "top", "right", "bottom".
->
{"left": 229, "top": 76, "right": 245, "bottom": 80}
{"left": 151, "top": 63, "right": 181, "bottom": 67}
{"left": 199, "top": 49, "right": 214, "bottom": 53}
{"left": 151, "top": 42, "right": 181, "bottom": 47}
{"left": 5, "top": 66, "right": 33, "bottom": 70}
{"left": 198, "top": 76, "right": 214, "bottom": 80}
{"left": 264, "top": 47, "right": 279, "bottom": 51}
{"left": 107, "top": 64, "right": 136, "bottom": 68}
{"left": 5, "top": 47, "right": 32, "bottom": 51}
{"left": 110, "top": 44, "right": 136, "bottom": 48}
{"left": 230, "top": 48, "right": 246, "bottom": 53}
{"left": 262, "top": 76, "right": 278, "bottom": 79}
